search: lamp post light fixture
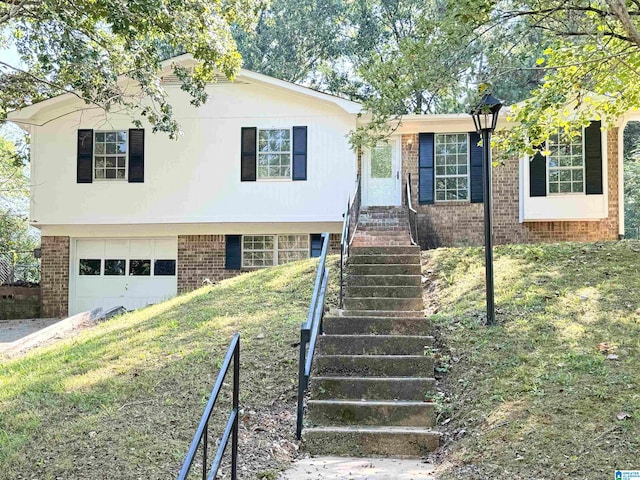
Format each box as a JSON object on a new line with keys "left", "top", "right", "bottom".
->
{"left": 470, "top": 92, "right": 503, "bottom": 326}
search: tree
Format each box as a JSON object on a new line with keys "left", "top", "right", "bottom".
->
{"left": 623, "top": 121, "right": 640, "bottom": 236}
{"left": 347, "top": 0, "right": 547, "bottom": 147}
{"left": 447, "top": 0, "right": 640, "bottom": 154}
{"left": 0, "top": 0, "right": 263, "bottom": 138}
{"left": 233, "top": 0, "right": 347, "bottom": 85}
{"left": 0, "top": 135, "right": 36, "bottom": 256}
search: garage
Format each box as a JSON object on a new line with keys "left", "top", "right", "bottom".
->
{"left": 71, "top": 238, "right": 178, "bottom": 315}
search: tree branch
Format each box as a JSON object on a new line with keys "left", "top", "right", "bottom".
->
{"left": 607, "top": 0, "right": 640, "bottom": 48}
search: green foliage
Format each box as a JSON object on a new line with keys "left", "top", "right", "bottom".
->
{"left": 624, "top": 121, "right": 640, "bottom": 236}
{"left": 0, "top": 256, "right": 340, "bottom": 477}
{"left": 234, "top": 0, "right": 347, "bottom": 84}
{"left": 426, "top": 242, "right": 640, "bottom": 478}
{"left": 0, "top": 0, "right": 264, "bottom": 138}
{"left": 0, "top": 136, "right": 36, "bottom": 254}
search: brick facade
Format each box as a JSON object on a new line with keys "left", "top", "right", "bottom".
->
{"left": 40, "top": 236, "right": 70, "bottom": 318}
{"left": 401, "top": 130, "right": 620, "bottom": 248}
{"left": 177, "top": 233, "right": 342, "bottom": 294}
{"left": 177, "top": 235, "right": 241, "bottom": 293}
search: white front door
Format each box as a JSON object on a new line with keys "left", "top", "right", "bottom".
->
{"left": 71, "top": 238, "right": 178, "bottom": 315}
{"left": 363, "top": 138, "right": 401, "bottom": 206}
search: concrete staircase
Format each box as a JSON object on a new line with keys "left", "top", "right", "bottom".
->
{"left": 351, "top": 207, "right": 413, "bottom": 247}
{"left": 303, "top": 211, "right": 439, "bottom": 457}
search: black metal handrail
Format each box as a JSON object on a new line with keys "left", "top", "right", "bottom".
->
{"left": 405, "top": 172, "right": 418, "bottom": 246}
{"left": 178, "top": 333, "right": 240, "bottom": 480}
{"left": 339, "top": 176, "right": 361, "bottom": 308}
{"left": 296, "top": 232, "right": 330, "bottom": 439}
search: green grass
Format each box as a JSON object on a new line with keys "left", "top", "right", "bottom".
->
{"left": 425, "top": 241, "right": 640, "bottom": 479}
{"left": 0, "top": 256, "right": 339, "bottom": 479}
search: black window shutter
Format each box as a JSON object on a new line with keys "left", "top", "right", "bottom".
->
{"left": 530, "top": 148, "right": 547, "bottom": 197}
{"left": 241, "top": 127, "right": 257, "bottom": 181}
{"left": 585, "top": 121, "right": 603, "bottom": 195}
{"left": 77, "top": 129, "right": 93, "bottom": 183}
{"left": 128, "top": 129, "right": 145, "bottom": 183}
{"left": 418, "top": 133, "right": 435, "bottom": 204}
{"left": 225, "top": 235, "right": 242, "bottom": 269}
{"left": 310, "top": 234, "right": 323, "bottom": 258}
{"left": 469, "top": 132, "right": 483, "bottom": 203}
{"left": 292, "top": 126, "right": 307, "bottom": 181}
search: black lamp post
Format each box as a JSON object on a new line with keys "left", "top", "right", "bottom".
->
{"left": 470, "top": 92, "right": 503, "bottom": 326}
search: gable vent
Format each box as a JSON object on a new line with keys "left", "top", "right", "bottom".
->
{"left": 160, "top": 74, "right": 247, "bottom": 86}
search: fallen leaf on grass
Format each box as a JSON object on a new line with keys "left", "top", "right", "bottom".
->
{"left": 607, "top": 354, "right": 619, "bottom": 360}
{"left": 617, "top": 412, "right": 631, "bottom": 421}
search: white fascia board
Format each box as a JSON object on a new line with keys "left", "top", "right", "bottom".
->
{"left": 8, "top": 54, "right": 362, "bottom": 124}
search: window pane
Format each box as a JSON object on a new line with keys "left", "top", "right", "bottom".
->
{"left": 79, "top": 259, "right": 101, "bottom": 276}
{"left": 371, "top": 144, "right": 393, "bottom": 178}
{"left": 95, "top": 132, "right": 105, "bottom": 142}
{"left": 154, "top": 259, "right": 176, "bottom": 276}
{"left": 106, "top": 169, "right": 116, "bottom": 179}
{"left": 117, "top": 131, "right": 127, "bottom": 142}
{"left": 105, "top": 132, "right": 117, "bottom": 142}
{"left": 434, "top": 133, "right": 468, "bottom": 201}
{"left": 104, "top": 259, "right": 126, "bottom": 276}
{"left": 129, "top": 259, "right": 151, "bottom": 276}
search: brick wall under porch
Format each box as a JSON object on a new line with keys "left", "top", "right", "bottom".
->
{"left": 400, "top": 131, "right": 620, "bottom": 248}
{"left": 177, "top": 233, "right": 341, "bottom": 294}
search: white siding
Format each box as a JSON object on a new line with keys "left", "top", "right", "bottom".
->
{"left": 30, "top": 83, "right": 357, "bottom": 227}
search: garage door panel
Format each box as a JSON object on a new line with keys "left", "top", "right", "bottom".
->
{"left": 129, "top": 239, "right": 153, "bottom": 258}
{"left": 105, "top": 239, "right": 129, "bottom": 258}
{"left": 73, "top": 238, "right": 177, "bottom": 315}
{"left": 154, "top": 238, "right": 177, "bottom": 258}
{"left": 77, "top": 240, "right": 105, "bottom": 258}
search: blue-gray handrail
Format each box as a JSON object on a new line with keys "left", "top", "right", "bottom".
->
{"left": 296, "top": 232, "right": 330, "bottom": 439}
{"left": 178, "top": 333, "right": 240, "bottom": 480}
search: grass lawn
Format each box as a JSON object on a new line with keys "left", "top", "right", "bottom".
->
{"left": 0, "top": 257, "right": 338, "bottom": 480}
{"left": 425, "top": 241, "right": 640, "bottom": 479}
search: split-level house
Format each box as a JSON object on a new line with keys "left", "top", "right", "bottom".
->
{"left": 8, "top": 54, "right": 630, "bottom": 318}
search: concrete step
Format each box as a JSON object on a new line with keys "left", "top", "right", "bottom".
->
{"left": 343, "top": 297, "right": 423, "bottom": 311}
{"left": 303, "top": 426, "right": 440, "bottom": 457}
{"left": 347, "top": 264, "right": 422, "bottom": 276}
{"left": 333, "top": 309, "right": 425, "bottom": 318}
{"left": 348, "top": 255, "right": 420, "bottom": 265}
{"left": 347, "top": 275, "right": 421, "bottom": 287}
{"left": 307, "top": 400, "right": 436, "bottom": 427}
{"left": 324, "top": 316, "right": 433, "bottom": 335}
{"left": 345, "top": 285, "right": 423, "bottom": 299}
{"left": 310, "top": 376, "right": 436, "bottom": 401}
{"left": 318, "top": 335, "right": 434, "bottom": 355}
{"left": 315, "top": 355, "right": 433, "bottom": 377}
{"left": 350, "top": 246, "right": 421, "bottom": 256}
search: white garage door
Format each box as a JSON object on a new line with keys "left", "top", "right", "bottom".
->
{"left": 72, "top": 238, "right": 178, "bottom": 315}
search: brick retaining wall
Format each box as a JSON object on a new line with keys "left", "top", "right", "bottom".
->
{"left": 0, "top": 286, "right": 41, "bottom": 320}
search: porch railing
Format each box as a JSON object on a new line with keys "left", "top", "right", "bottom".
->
{"left": 178, "top": 333, "right": 240, "bottom": 480}
{"left": 405, "top": 173, "right": 418, "bottom": 246}
{"left": 296, "top": 232, "right": 330, "bottom": 439}
{"left": 339, "top": 176, "right": 361, "bottom": 308}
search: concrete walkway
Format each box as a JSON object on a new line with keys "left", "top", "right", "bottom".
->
{"left": 0, "top": 318, "right": 59, "bottom": 347}
{"left": 278, "top": 457, "right": 436, "bottom": 480}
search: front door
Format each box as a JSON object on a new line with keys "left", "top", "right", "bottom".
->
{"left": 363, "top": 138, "right": 401, "bottom": 206}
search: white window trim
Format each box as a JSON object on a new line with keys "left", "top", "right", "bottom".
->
{"left": 93, "top": 130, "right": 128, "bottom": 182}
{"left": 546, "top": 127, "right": 586, "bottom": 196}
{"left": 241, "top": 234, "right": 310, "bottom": 268}
{"left": 256, "top": 127, "right": 293, "bottom": 181}
{"left": 434, "top": 132, "right": 470, "bottom": 202}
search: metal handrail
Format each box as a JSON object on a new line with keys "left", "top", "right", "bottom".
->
{"left": 178, "top": 333, "right": 240, "bottom": 480}
{"left": 405, "top": 172, "right": 418, "bottom": 246}
{"left": 296, "top": 232, "right": 330, "bottom": 439}
{"left": 339, "top": 176, "right": 361, "bottom": 308}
